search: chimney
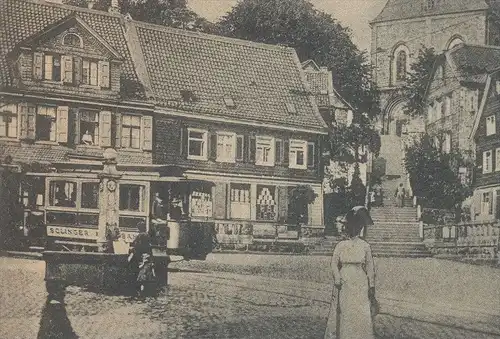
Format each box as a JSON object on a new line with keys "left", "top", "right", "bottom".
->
{"left": 109, "top": 0, "right": 119, "bottom": 12}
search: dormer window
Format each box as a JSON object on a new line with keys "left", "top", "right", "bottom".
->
{"left": 223, "top": 97, "right": 235, "bottom": 108}
{"left": 44, "top": 54, "right": 61, "bottom": 82}
{"left": 63, "top": 33, "right": 82, "bottom": 48}
{"left": 181, "top": 90, "right": 196, "bottom": 102}
{"left": 285, "top": 103, "right": 297, "bottom": 115}
{"left": 82, "top": 60, "right": 98, "bottom": 86}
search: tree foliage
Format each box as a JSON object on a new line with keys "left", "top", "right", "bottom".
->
{"left": 64, "top": 0, "right": 215, "bottom": 32}
{"left": 403, "top": 46, "right": 438, "bottom": 117}
{"left": 216, "top": 0, "right": 380, "bottom": 119}
{"left": 404, "top": 134, "right": 472, "bottom": 210}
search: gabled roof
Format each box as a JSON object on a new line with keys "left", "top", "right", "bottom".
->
{"left": 133, "top": 21, "right": 327, "bottom": 131}
{"left": 470, "top": 68, "right": 500, "bottom": 139}
{"left": 424, "top": 44, "right": 500, "bottom": 99}
{"left": 371, "top": 0, "right": 490, "bottom": 24}
{"left": 0, "top": 0, "right": 327, "bottom": 132}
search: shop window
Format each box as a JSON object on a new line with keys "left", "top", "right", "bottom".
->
{"left": 230, "top": 183, "right": 251, "bottom": 220}
{"left": 187, "top": 128, "right": 208, "bottom": 160}
{"left": 119, "top": 184, "right": 144, "bottom": 212}
{"left": 121, "top": 114, "right": 141, "bottom": 149}
{"left": 43, "top": 54, "right": 61, "bottom": 82}
{"left": 256, "top": 136, "right": 275, "bottom": 166}
{"left": 0, "top": 103, "right": 18, "bottom": 138}
{"left": 216, "top": 132, "right": 236, "bottom": 163}
{"left": 289, "top": 139, "right": 308, "bottom": 169}
{"left": 49, "top": 181, "right": 77, "bottom": 207}
{"left": 486, "top": 115, "right": 496, "bottom": 136}
{"left": 483, "top": 150, "right": 493, "bottom": 173}
{"left": 36, "top": 105, "right": 57, "bottom": 141}
{"left": 80, "top": 110, "right": 99, "bottom": 145}
{"left": 191, "top": 186, "right": 213, "bottom": 218}
{"left": 256, "top": 185, "right": 276, "bottom": 220}
{"left": 81, "top": 182, "right": 99, "bottom": 209}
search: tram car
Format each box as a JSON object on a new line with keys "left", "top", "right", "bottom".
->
{"left": 19, "top": 164, "right": 215, "bottom": 260}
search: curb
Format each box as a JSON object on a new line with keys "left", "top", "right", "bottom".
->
{"left": 0, "top": 250, "right": 43, "bottom": 260}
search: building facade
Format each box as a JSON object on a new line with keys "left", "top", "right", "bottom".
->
{"left": 0, "top": 0, "right": 327, "bottom": 248}
{"left": 470, "top": 70, "right": 500, "bottom": 221}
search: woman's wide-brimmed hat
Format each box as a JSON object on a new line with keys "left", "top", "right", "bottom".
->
{"left": 339, "top": 206, "right": 374, "bottom": 237}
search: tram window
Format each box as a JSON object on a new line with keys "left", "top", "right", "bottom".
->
{"left": 119, "top": 184, "right": 144, "bottom": 212}
{"left": 49, "top": 181, "right": 77, "bottom": 207}
{"left": 21, "top": 178, "right": 45, "bottom": 208}
{"left": 81, "top": 182, "right": 99, "bottom": 209}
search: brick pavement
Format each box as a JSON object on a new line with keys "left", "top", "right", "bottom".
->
{"left": 0, "top": 256, "right": 500, "bottom": 339}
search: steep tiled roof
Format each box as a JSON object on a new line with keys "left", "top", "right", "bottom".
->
{"left": 371, "top": 0, "right": 489, "bottom": 24}
{"left": 0, "top": 0, "right": 145, "bottom": 98}
{"left": 448, "top": 44, "right": 500, "bottom": 83}
{"left": 134, "top": 22, "right": 326, "bottom": 130}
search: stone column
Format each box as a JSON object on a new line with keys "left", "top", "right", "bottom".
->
{"left": 97, "top": 149, "right": 122, "bottom": 253}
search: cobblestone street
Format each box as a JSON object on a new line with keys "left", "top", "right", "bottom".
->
{"left": 1, "top": 255, "right": 500, "bottom": 339}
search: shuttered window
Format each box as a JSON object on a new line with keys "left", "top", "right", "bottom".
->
{"left": 0, "top": 103, "right": 18, "bottom": 138}
{"left": 36, "top": 105, "right": 57, "bottom": 142}
{"left": 255, "top": 136, "right": 275, "bottom": 166}
{"left": 289, "top": 139, "right": 308, "bottom": 169}
{"left": 121, "top": 114, "right": 141, "bottom": 149}
{"left": 79, "top": 110, "right": 99, "bottom": 145}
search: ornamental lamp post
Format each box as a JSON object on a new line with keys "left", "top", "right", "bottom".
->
{"left": 97, "top": 148, "right": 122, "bottom": 253}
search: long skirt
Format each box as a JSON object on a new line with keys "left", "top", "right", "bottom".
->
{"left": 324, "top": 265, "right": 374, "bottom": 339}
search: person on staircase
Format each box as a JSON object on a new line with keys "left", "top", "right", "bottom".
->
{"left": 395, "top": 183, "right": 406, "bottom": 207}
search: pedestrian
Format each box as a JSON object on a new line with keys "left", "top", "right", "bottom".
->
{"left": 128, "top": 221, "right": 156, "bottom": 297}
{"left": 324, "top": 206, "right": 378, "bottom": 339}
{"left": 395, "top": 183, "right": 405, "bottom": 207}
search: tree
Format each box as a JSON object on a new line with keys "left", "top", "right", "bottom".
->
{"left": 348, "top": 163, "right": 366, "bottom": 207}
{"left": 216, "top": 0, "right": 380, "bottom": 119}
{"left": 64, "top": 0, "right": 215, "bottom": 32}
{"left": 404, "top": 134, "right": 472, "bottom": 210}
{"left": 403, "top": 46, "right": 438, "bottom": 117}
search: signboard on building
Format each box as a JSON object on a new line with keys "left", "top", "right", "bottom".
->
{"left": 47, "top": 226, "right": 139, "bottom": 243}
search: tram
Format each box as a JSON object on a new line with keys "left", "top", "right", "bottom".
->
{"left": 19, "top": 163, "right": 215, "bottom": 260}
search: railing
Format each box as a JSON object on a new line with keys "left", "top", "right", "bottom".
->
{"left": 423, "top": 221, "right": 500, "bottom": 259}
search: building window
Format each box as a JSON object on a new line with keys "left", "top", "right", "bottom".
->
{"left": 119, "top": 184, "right": 145, "bottom": 212}
{"left": 80, "top": 111, "right": 99, "bottom": 145}
{"left": 230, "top": 184, "right": 251, "bottom": 220}
{"left": 483, "top": 150, "right": 493, "bottom": 173}
{"left": 256, "top": 136, "right": 275, "bottom": 166}
{"left": 36, "top": 105, "right": 57, "bottom": 142}
{"left": 216, "top": 132, "right": 236, "bottom": 163}
{"left": 486, "top": 115, "right": 496, "bottom": 136}
{"left": 49, "top": 181, "right": 77, "bottom": 207}
{"left": 44, "top": 54, "right": 61, "bottom": 82}
{"left": 121, "top": 115, "right": 141, "bottom": 149}
{"left": 81, "top": 182, "right": 99, "bottom": 209}
{"left": 190, "top": 185, "right": 212, "bottom": 218}
{"left": 396, "top": 50, "right": 407, "bottom": 81}
{"left": 82, "top": 59, "right": 98, "bottom": 86}
{"left": 187, "top": 128, "right": 208, "bottom": 160}
{"left": 63, "top": 33, "right": 82, "bottom": 48}
{"left": 256, "top": 185, "right": 276, "bottom": 221}
{"left": 0, "top": 103, "right": 18, "bottom": 138}
{"left": 289, "top": 139, "right": 308, "bottom": 169}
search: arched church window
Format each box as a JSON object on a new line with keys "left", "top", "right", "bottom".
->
{"left": 63, "top": 33, "right": 82, "bottom": 48}
{"left": 396, "top": 50, "right": 407, "bottom": 81}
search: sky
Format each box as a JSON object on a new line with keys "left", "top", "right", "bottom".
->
{"left": 188, "top": 0, "right": 388, "bottom": 52}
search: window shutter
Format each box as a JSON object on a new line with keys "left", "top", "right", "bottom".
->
{"left": 56, "top": 106, "right": 69, "bottom": 143}
{"left": 73, "top": 57, "right": 82, "bottom": 85}
{"left": 489, "top": 192, "right": 494, "bottom": 215}
{"left": 141, "top": 115, "right": 153, "bottom": 151}
{"left": 22, "top": 103, "right": 36, "bottom": 140}
{"left": 99, "top": 60, "right": 110, "bottom": 88}
{"left": 33, "top": 52, "right": 44, "bottom": 80}
{"left": 209, "top": 132, "right": 217, "bottom": 160}
{"left": 73, "top": 109, "right": 80, "bottom": 145}
{"left": 213, "top": 183, "right": 227, "bottom": 219}
{"left": 99, "top": 111, "right": 112, "bottom": 147}
{"left": 236, "top": 135, "right": 244, "bottom": 161}
{"left": 283, "top": 140, "right": 289, "bottom": 165}
{"left": 277, "top": 186, "right": 289, "bottom": 223}
{"left": 181, "top": 127, "right": 188, "bottom": 157}
{"left": 62, "top": 56, "right": 73, "bottom": 83}
{"left": 113, "top": 113, "right": 121, "bottom": 148}
{"left": 307, "top": 142, "right": 315, "bottom": 168}
{"left": 275, "top": 139, "right": 283, "bottom": 164}
{"left": 249, "top": 136, "right": 256, "bottom": 162}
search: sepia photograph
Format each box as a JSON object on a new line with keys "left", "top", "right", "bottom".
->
{"left": 0, "top": 0, "right": 500, "bottom": 338}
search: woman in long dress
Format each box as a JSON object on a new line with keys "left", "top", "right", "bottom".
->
{"left": 324, "top": 206, "right": 376, "bottom": 339}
